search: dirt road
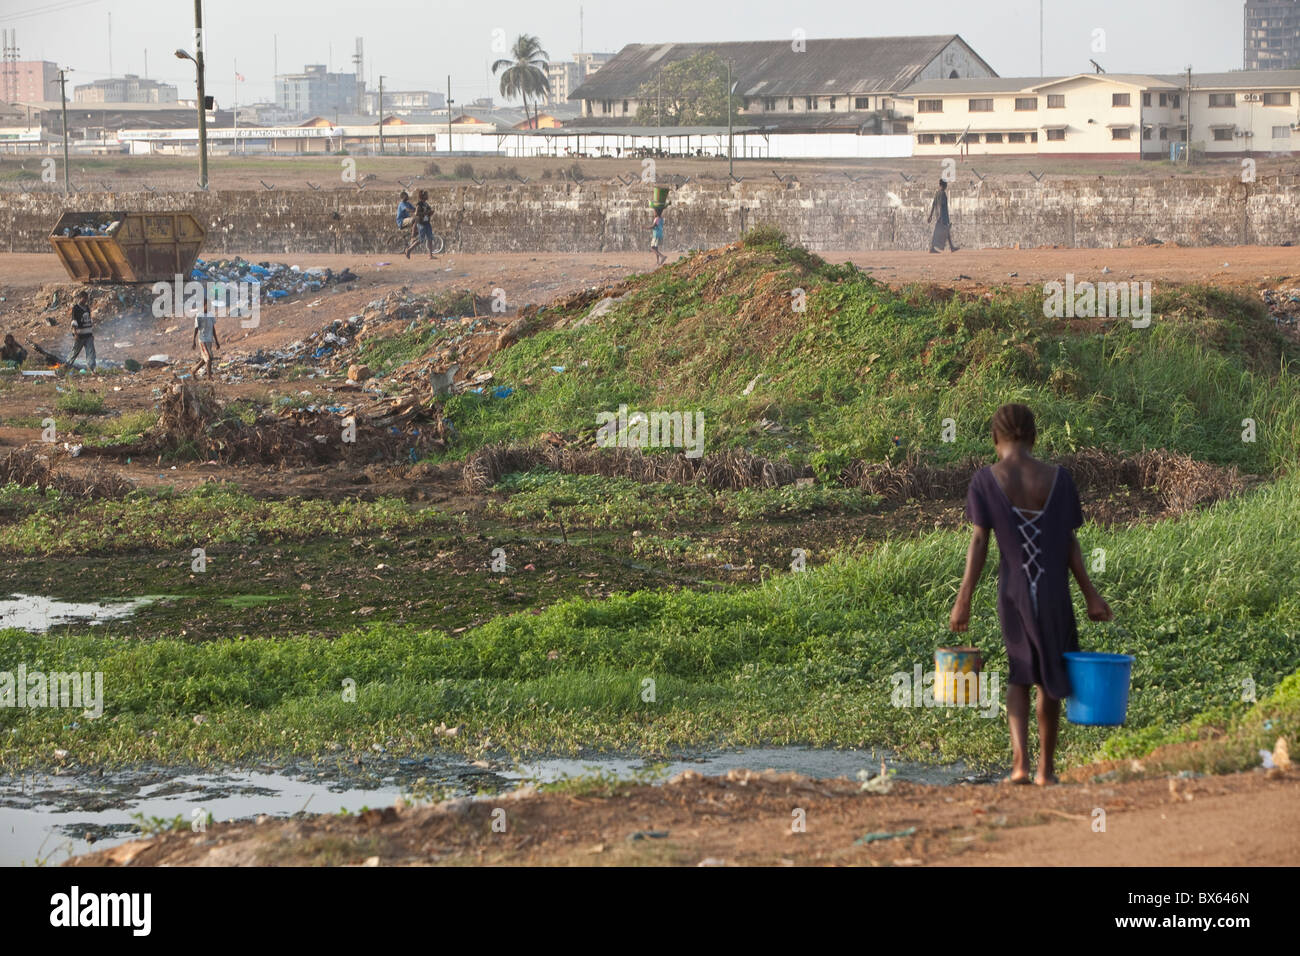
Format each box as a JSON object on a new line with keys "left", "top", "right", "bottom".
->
{"left": 69, "top": 765, "right": 1298, "bottom": 867}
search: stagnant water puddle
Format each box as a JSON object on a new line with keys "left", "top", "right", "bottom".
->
{"left": 0, "top": 746, "right": 995, "bottom": 865}
{"left": 0, "top": 594, "right": 156, "bottom": 633}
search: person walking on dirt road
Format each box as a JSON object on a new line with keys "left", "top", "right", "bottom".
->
{"left": 404, "top": 190, "right": 437, "bottom": 260}
{"left": 191, "top": 292, "right": 220, "bottom": 380}
{"left": 66, "top": 289, "right": 96, "bottom": 372}
{"left": 928, "top": 179, "right": 958, "bottom": 253}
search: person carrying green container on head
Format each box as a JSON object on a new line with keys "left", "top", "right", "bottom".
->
{"left": 649, "top": 209, "right": 666, "bottom": 267}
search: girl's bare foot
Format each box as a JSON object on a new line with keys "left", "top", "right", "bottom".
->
{"left": 1035, "top": 772, "right": 1060, "bottom": 786}
{"left": 1003, "top": 773, "right": 1031, "bottom": 785}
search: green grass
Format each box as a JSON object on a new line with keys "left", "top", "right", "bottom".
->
{"left": 54, "top": 390, "right": 107, "bottom": 415}
{"left": 3, "top": 471, "right": 1295, "bottom": 772}
{"left": 0, "top": 482, "right": 448, "bottom": 555}
{"left": 430, "top": 242, "right": 1298, "bottom": 477}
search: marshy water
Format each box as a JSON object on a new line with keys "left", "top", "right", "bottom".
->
{"left": 0, "top": 594, "right": 155, "bottom": 633}
{"left": 0, "top": 746, "right": 991, "bottom": 866}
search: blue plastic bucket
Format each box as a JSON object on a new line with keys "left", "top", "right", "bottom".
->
{"left": 1064, "top": 652, "right": 1135, "bottom": 726}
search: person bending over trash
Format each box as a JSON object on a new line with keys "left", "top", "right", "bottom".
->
{"left": 66, "top": 289, "right": 96, "bottom": 372}
{"left": 1, "top": 333, "right": 27, "bottom": 367}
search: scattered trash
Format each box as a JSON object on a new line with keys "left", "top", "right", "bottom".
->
{"left": 854, "top": 826, "right": 916, "bottom": 845}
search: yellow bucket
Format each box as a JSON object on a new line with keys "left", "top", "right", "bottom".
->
{"left": 935, "top": 646, "right": 982, "bottom": 706}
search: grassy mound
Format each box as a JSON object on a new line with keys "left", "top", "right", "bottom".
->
{"left": 440, "top": 234, "right": 1299, "bottom": 477}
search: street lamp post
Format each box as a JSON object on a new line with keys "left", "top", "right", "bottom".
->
{"left": 175, "top": 0, "right": 208, "bottom": 189}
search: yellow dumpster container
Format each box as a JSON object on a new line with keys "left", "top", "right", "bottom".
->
{"left": 49, "top": 210, "right": 205, "bottom": 283}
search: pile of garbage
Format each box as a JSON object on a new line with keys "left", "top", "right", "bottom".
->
{"left": 58, "top": 219, "right": 120, "bottom": 237}
{"left": 189, "top": 257, "right": 358, "bottom": 302}
{"left": 135, "top": 379, "right": 447, "bottom": 467}
{"left": 1259, "top": 288, "right": 1300, "bottom": 338}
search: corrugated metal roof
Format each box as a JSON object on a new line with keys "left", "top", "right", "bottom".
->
{"left": 570, "top": 36, "right": 992, "bottom": 100}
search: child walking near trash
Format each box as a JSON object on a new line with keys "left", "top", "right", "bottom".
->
{"left": 191, "top": 290, "right": 220, "bottom": 379}
{"left": 650, "top": 210, "right": 666, "bottom": 267}
{"left": 404, "top": 190, "right": 437, "bottom": 259}
{"left": 949, "top": 403, "right": 1112, "bottom": 786}
{"left": 66, "top": 289, "right": 96, "bottom": 372}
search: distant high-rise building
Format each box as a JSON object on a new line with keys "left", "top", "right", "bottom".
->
{"left": 276, "top": 64, "right": 362, "bottom": 119}
{"left": 1245, "top": 0, "right": 1300, "bottom": 70}
{"left": 546, "top": 51, "right": 614, "bottom": 105}
{"left": 5, "top": 60, "right": 60, "bottom": 103}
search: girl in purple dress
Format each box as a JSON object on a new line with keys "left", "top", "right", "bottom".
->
{"left": 949, "top": 404, "right": 1112, "bottom": 785}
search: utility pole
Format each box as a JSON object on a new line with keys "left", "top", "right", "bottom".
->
{"left": 194, "top": 0, "right": 208, "bottom": 189}
{"left": 1039, "top": 0, "right": 1044, "bottom": 77}
{"left": 378, "top": 75, "right": 384, "bottom": 154}
{"left": 728, "top": 59, "right": 734, "bottom": 174}
{"left": 58, "top": 66, "right": 71, "bottom": 195}
{"left": 447, "top": 74, "right": 453, "bottom": 154}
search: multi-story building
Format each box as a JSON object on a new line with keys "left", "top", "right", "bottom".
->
{"left": 1245, "top": 0, "right": 1300, "bottom": 71}
{"left": 363, "top": 89, "right": 446, "bottom": 115}
{"left": 276, "top": 65, "right": 363, "bottom": 120}
{"left": 568, "top": 35, "right": 996, "bottom": 131}
{"left": 546, "top": 51, "right": 614, "bottom": 105}
{"left": 3, "top": 60, "right": 60, "bottom": 104}
{"left": 906, "top": 70, "right": 1300, "bottom": 157}
{"left": 74, "top": 74, "right": 178, "bottom": 104}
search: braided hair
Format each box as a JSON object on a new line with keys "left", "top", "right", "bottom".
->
{"left": 991, "top": 403, "right": 1036, "bottom": 446}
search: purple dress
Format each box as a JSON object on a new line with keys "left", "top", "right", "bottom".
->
{"left": 965, "top": 465, "right": 1083, "bottom": 699}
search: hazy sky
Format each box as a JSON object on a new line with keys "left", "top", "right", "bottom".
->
{"left": 0, "top": 0, "right": 1249, "bottom": 107}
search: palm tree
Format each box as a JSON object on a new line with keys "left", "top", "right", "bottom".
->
{"left": 492, "top": 34, "right": 551, "bottom": 130}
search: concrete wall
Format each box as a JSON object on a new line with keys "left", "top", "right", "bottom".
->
{"left": 2, "top": 175, "right": 1297, "bottom": 257}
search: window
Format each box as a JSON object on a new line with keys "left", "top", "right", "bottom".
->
{"left": 806, "top": 96, "right": 816, "bottom": 110}
{"left": 984, "top": 132, "right": 1003, "bottom": 143}
{"left": 1158, "top": 92, "right": 1181, "bottom": 108}
{"left": 1008, "top": 132, "right": 1026, "bottom": 143}
{"left": 1143, "top": 126, "right": 1152, "bottom": 139}
{"left": 918, "top": 99, "right": 943, "bottom": 113}
{"left": 1264, "top": 91, "right": 1291, "bottom": 105}
{"left": 1029, "top": 131, "right": 1038, "bottom": 142}
{"left": 1273, "top": 125, "right": 1292, "bottom": 138}
{"left": 1047, "top": 94, "right": 1065, "bottom": 108}
{"left": 621, "top": 100, "right": 628, "bottom": 113}
{"left": 1046, "top": 128, "right": 1066, "bottom": 140}
{"left": 1142, "top": 93, "right": 1152, "bottom": 106}
{"left": 939, "top": 133, "right": 958, "bottom": 144}
{"left": 969, "top": 98, "right": 993, "bottom": 111}
{"left": 601, "top": 99, "right": 612, "bottom": 114}
{"left": 917, "top": 133, "right": 936, "bottom": 144}
{"left": 829, "top": 97, "right": 837, "bottom": 110}
{"left": 1159, "top": 126, "right": 1169, "bottom": 140}
{"left": 1112, "top": 93, "right": 1131, "bottom": 107}
{"left": 1213, "top": 127, "right": 1234, "bottom": 140}
{"left": 1112, "top": 127, "right": 1131, "bottom": 140}
{"left": 854, "top": 96, "right": 870, "bottom": 109}
{"left": 1209, "top": 93, "right": 1236, "bottom": 107}
{"left": 742, "top": 98, "right": 751, "bottom": 110}
{"left": 1015, "top": 97, "right": 1038, "bottom": 111}
{"left": 787, "top": 97, "right": 795, "bottom": 110}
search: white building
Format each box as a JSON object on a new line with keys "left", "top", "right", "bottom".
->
{"left": 905, "top": 70, "right": 1300, "bottom": 158}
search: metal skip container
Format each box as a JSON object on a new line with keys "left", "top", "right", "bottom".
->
{"left": 49, "top": 210, "right": 205, "bottom": 283}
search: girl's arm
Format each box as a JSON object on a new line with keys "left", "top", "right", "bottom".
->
{"left": 1067, "top": 531, "right": 1113, "bottom": 621}
{"left": 949, "top": 526, "right": 989, "bottom": 632}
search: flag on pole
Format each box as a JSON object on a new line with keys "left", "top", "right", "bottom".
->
{"left": 235, "top": 72, "right": 245, "bottom": 82}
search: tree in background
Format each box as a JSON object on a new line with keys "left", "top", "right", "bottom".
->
{"left": 635, "top": 52, "right": 737, "bottom": 127}
{"left": 493, "top": 34, "right": 552, "bottom": 130}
